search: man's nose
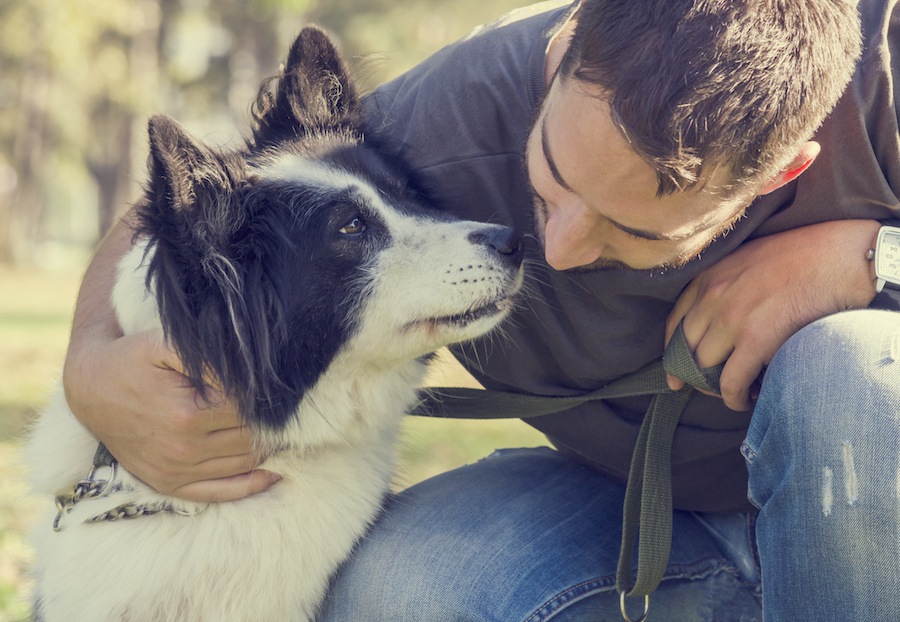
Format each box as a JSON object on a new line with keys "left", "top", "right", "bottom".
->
{"left": 543, "top": 207, "right": 605, "bottom": 270}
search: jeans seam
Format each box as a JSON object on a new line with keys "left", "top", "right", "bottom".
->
{"left": 523, "top": 576, "right": 614, "bottom": 622}
{"left": 744, "top": 512, "right": 762, "bottom": 593}
{"left": 526, "top": 557, "right": 729, "bottom": 622}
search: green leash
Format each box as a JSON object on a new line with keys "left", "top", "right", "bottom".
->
{"left": 414, "top": 321, "right": 722, "bottom": 618}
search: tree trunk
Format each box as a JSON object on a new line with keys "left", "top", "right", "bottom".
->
{"left": 0, "top": 59, "right": 50, "bottom": 264}
{"left": 89, "top": 0, "right": 161, "bottom": 239}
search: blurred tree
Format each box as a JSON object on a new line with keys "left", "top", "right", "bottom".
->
{"left": 0, "top": 0, "right": 529, "bottom": 265}
{"left": 0, "top": 0, "right": 168, "bottom": 262}
{"left": 309, "top": 0, "right": 525, "bottom": 88}
{"left": 0, "top": 0, "right": 50, "bottom": 264}
{"left": 87, "top": 0, "right": 165, "bottom": 237}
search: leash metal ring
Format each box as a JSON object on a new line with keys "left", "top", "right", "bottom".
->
{"left": 620, "top": 592, "right": 650, "bottom": 622}
{"left": 88, "top": 462, "right": 118, "bottom": 498}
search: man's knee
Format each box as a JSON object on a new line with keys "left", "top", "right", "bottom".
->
{"left": 755, "top": 310, "right": 898, "bottom": 425}
{"left": 746, "top": 310, "right": 898, "bottom": 467}
{"left": 770, "top": 310, "right": 897, "bottom": 384}
{"left": 317, "top": 534, "right": 459, "bottom": 622}
{"left": 745, "top": 310, "right": 899, "bottom": 506}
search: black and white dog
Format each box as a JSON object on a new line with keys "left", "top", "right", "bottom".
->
{"left": 25, "top": 28, "right": 523, "bottom": 621}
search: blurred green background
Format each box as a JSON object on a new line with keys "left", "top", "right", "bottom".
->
{"left": 0, "top": 0, "right": 549, "bottom": 618}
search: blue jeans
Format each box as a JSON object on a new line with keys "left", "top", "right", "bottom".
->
{"left": 317, "top": 310, "right": 900, "bottom": 621}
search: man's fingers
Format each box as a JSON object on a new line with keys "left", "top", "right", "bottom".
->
{"left": 192, "top": 388, "right": 244, "bottom": 432}
{"left": 144, "top": 379, "right": 244, "bottom": 436}
{"left": 134, "top": 329, "right": 185, "bottom": 372}
{"left": 666, "top": 308, "right": 716, "bottom": 391}
{"left": 170, "top": 470, "right": 282, "bottom": 503}
{"left": 65, "top": 328, "right": 266, "bottom": 500}
{"left": 667, "top": 317, "right": 735, "bottom": 397}
{"left": 692, "top": 327, "right": 734, "bottom": 374}
{"left": 665, "top": 283, "right": 699, "bottom": 345}
{"left": 182, "top": 449, "right": 260, "bottom": 480}
{"left": 667, "top": 325, "right": 767, "bottom": 411}
{"left": 135, "top": 451, "right": 263, "bottom": 497}
{"left": 665, "top": 291, "right": 701, "bottom": 391}
{"left": 666, "top": 375, "right": 686, "bottom": 391}
{"left": 718, "top": 354, "right": 764, "bottom": 412}
{"left": 203, "top": 424, "right": 255, "bottom": 455}
{"left": 155, "top": 426, "right": 257, "bottom": 472}
{"left": 139, "top": 331, "right": 226, "bottom": 395}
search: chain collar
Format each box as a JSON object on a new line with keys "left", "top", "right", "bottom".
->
{"left": 53, "top": 444, "right": 198, "bottom": 531}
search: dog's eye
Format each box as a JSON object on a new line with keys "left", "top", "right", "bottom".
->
{"left": 338, "top": 217, "right": 366, "bottom": 235}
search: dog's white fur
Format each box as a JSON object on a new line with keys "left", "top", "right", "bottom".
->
{"left": 25, "top": 150, "right": 522, "bottom": 621}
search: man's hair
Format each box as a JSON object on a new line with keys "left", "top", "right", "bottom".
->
{"left": 559, "top": 0, "right": 862, "bottom": 196}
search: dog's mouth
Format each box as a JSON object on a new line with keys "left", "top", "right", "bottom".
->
{"left": 432, "top": 295, "right": 513, "bottom": 327}
{"left": 406, "top": 294, "right": 515, "bottom": 333}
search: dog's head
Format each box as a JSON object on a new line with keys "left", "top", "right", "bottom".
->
{"left": 123, "top": 28, "right": 523, "bottom": 432}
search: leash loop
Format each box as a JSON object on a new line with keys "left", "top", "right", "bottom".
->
{"left": 620, "top": 592, "right": 650, "bottom": 622}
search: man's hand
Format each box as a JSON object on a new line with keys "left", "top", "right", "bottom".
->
{"left": 63, "top": 329, "right": 279, "bottom": 501}
{"left": 665, "top": 220, "right": 880, "bottom": 411}
{"left": 62, "top": 217, "right": 277, "bottom": 502}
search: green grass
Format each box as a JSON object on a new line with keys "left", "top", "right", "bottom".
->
{"left": 0, "top": 266, "right": 80, "bottom": 442}
{"left": 0, "top": 264, "right": 547, "bottom": 619}
{"left": 0, "top": 265, "right": 84, "bottom": 621}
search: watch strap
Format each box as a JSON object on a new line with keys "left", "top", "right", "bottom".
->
{"left": 871, "top": 288, "right": 900, "bottom": 311}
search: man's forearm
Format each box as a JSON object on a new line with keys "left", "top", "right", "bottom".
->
{"left": 63, "top": 213, "right": 136, "bottom": 411}
{"left": 68, "top": 214, "right": 135, "bottom": 345}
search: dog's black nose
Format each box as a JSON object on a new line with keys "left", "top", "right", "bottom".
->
{"left": 469, "top": 225, "right": 524, "bottom": 266}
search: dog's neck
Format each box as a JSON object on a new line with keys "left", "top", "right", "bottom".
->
{"left": 254, "top": 349, "right": 426, "bottom": 457}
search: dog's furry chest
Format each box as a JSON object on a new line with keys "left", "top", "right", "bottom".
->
{"left": 27, "top": 385, "right": 405, "bottom": 622}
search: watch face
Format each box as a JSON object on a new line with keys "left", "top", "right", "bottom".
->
{"left": 875, "top": 227, "right": 900, "bottom": 284}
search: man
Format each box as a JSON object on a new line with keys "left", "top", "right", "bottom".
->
{"left": 63, "top": 0, "right": 899, "bottom": 620}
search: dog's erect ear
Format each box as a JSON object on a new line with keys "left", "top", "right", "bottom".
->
{"left": 145, "top": 114, "right": 247, "bottom": 231}
{"left": 252, "top": 26, "right": 362, "bottom": 147}
{"left": 147, "top": 114, "right": 220, "bottom": 210}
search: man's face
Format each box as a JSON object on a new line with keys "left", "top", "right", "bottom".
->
{"left": 525, "top": 75, "right": 749, "bottom": 272}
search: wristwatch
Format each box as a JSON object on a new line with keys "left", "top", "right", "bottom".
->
{"left": 869, "top": 219, "right": 900, "bottom": 311}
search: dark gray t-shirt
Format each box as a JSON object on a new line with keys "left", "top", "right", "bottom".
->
{"left": 363, "top": 0, "right": 900, "bottom": 512}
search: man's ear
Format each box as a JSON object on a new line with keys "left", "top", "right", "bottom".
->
{"left": 757, "top": 141, "right": 821, "bottom": 196}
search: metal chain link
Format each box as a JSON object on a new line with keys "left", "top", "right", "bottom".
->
{"left": 52, "top": 460, "right": 197, "bottom": 531}
{"left": 54, "top": 463, "right": 119, "bottom": 531}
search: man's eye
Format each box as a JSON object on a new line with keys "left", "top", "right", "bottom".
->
{"left": 338, "top": 217, "right": 366, "bottom": 235}
{"left": 622, "top": 229, "right": 647, "bottom": 242}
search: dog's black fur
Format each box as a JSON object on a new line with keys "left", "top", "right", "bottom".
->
{"left": 135, "top": 28, "right": 436, "bottom": 430}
